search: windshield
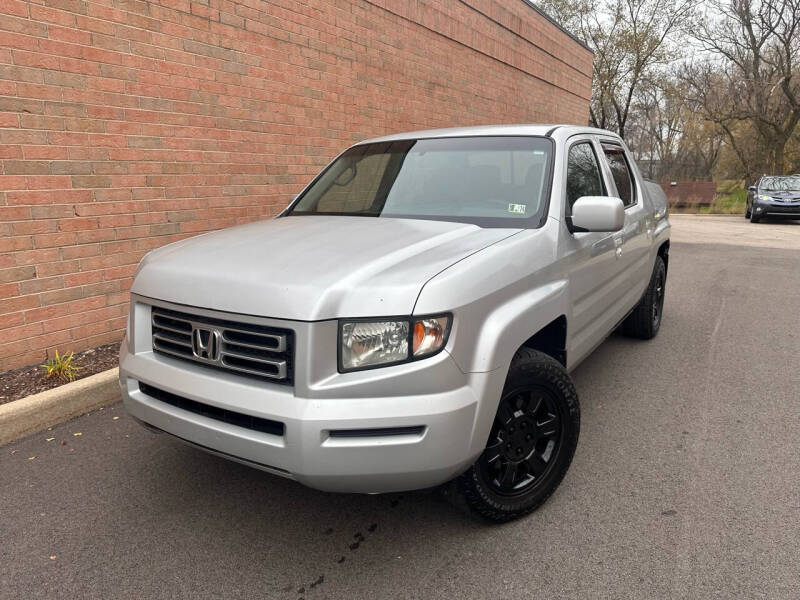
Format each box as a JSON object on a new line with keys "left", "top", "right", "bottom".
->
{"left": 761, "top": 176, "right": 800, "bottom": 191}
{"left": 287, "top": 136, "right": 554, "bottom": 227}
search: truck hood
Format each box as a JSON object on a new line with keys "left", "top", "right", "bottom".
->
{"left": 132, "top": 216, "right": 519, "bottom": 320}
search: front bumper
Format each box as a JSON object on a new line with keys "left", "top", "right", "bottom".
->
{"left": 120, "top": 334, "right": 500, "bottom": 494}
{"left": 753, "top": 200, "right": 800, "bottom": 218}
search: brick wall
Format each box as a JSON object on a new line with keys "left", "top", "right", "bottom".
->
{"left": 0, "top": 0, "right": 592, "bottom": 372}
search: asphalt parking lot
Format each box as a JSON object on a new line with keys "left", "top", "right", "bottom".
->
{"left": 2, "top": 215, "right": 799, "bottom": 599}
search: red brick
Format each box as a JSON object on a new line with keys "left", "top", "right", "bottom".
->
{"left": 39, "top": 286, "right": 84, "bottom": 305}
{"left": 58, "top": 217, "right": 99, "bottom": 231}
{"left": 34, "top": 259, "right": 80, "bottom": 277}
{"left": 14, "top": 248, "right": 59, "bottom": 266}
{"left": 0, "top": 145, "right": 23, "bottom": 159}
{"left": 64, "top": 270, "right": 102, "bottom": 287}
{"left": 30, "top": 205, "right": 75, "bottom": 219}
{"left": 60, "top": 243, "right": 100, "bottom": 259}
{"left": 103, "top": 264, "right": 136, "bottom": 280}
{"left": 28, "top": 4, "right": 75, "bottom": 26}
{"left": 0, "top": 283, "right": 21, "bottom": 300}
{"left": 0, "top": 236, "right": 33, "bottom": 252}
{"left": 33, "top": 232, "right": 77, "bottom": 249}
{"left": 0, "top": 112, "right": 19, "bottom": 127}
{"left": 23, "top": 146, "right": 70, "bottom": 160}
{"left": 6, "top": 189, "right": 91, "bottom": 205}
{"left": 0, "top": 311, "right": 25, "bottom": 329}
{"left": 41, "top": 311, "right": 86, "bottom": 333}
{"left": 0, "top": 0, "right": 29, "bottom": 18}
{"left": 0, "top": 322, "right": 44, "bottom": 345}
{"left": 19, "top": 114, "right": 66, "bottom": 130}
{"left": 11, "top": 220, "right": 57, "bottom": 235}
{"left": 0, "top": 206, "right": 31, "bottom": 221}
{"left": 18, "top": 275, "right": 64, "bottom": 294}
{"left": 0, "top": 293, "right": 40, "bottom": 316}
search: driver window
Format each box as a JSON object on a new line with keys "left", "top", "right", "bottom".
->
{"left": 566, "top": 142, "right": 605, "bottom": 214}
{"left": 316, "top": 153, "right": 391, "bottom": 213}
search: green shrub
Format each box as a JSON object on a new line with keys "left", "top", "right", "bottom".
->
{"left": 41, "top": 350, "right": 82, "bottom": 383}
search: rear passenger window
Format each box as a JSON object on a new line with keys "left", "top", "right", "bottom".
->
{"left": 566, "top": 142, "right": 604, "bottom": 212}
{"left": 601, "top": 144, "right": 635, "bottom": 207}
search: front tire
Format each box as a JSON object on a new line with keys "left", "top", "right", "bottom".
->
{"left": 451, "top": 348, "right": 580, "bottom": 523}
{"left": 750, "top": 209, "right": 761, "bottom": 223}
{"left": 745, "top": 204, "right": 751, "bottom": 218}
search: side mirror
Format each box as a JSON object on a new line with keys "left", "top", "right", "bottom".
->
{"left": 748, "top": 186, "right": 756, "bottom": 192}
{"left": 569, "top": 196, "right": 624, "bottom": 233}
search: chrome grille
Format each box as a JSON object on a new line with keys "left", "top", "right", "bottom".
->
{"left": 151, "top": 306, "right": 294, "bottom": 384}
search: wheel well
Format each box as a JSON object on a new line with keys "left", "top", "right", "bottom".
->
{"left": 521, "top": 315, "right": 567, "bottom": 366}
{"left": 658, "top": 240, "right": 669, "bottom": 274}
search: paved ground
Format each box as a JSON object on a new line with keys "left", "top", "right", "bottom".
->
{"left": 670, "top": 213, "right": 800, "bottom": 249}
{"left": 2, "top": 215, "right": 799, "bottom": 600}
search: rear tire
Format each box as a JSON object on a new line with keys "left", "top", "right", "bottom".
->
{"left": 448, "top": 348, "right": 580, "bottom": 523}
{"left": 623, "top": 255, "right": 666, "bottom": 340}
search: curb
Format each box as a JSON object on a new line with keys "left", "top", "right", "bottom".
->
{"left": 669, "top": 213, "right": 742, "bottom": 217}
{"left": 0, "top": 367, "right": 120, "bottom": 446}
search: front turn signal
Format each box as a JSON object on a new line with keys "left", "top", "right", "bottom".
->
{"left": 412, "top": 315, "right": 451, "bottom": 357}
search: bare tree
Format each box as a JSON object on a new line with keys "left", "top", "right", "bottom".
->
{"left": 539, "top": 0, "right": 695, "bottom": 139}
{"left": 627, "top": 74, "right": 725, "bottom": 180}
{"left": 686, "top": 0, "right": 800, "bottom": 177}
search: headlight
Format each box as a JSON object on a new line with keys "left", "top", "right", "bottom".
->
{"left": 758, "top": 194, "right": 773, "bottom": 202}
{"left": 339, "top": 315, "right": 451, "bottom": 371}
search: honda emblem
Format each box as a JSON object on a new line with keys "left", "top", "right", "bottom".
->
{"left": 192, "top": 327, "right": 220, "bottom": 361}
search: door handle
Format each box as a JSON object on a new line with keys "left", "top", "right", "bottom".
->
{"left": 613, "top": 235, "right": 624, "bottom": 247}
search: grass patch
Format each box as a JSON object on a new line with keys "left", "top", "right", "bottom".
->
{"left": 700, "top": 187, "right": 747, "bottom": 214}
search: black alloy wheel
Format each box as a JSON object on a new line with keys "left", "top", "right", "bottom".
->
{"left": 651, "top": 267, "right": 665, "bottom": 330}
{"left": 478, "top": 387, "right": 563, "bottom": 497}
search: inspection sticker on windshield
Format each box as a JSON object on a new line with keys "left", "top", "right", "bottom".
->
{"left": 508, "top": 203, "right": 527, "bottom": 215}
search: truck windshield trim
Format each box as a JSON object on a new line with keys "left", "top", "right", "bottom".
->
{"left": 285, "top": 136, "right": 555, "bottom": 228}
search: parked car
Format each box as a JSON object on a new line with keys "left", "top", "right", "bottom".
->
{"left": 746, "top": 175, "right": 800, "bottom": 222}
{"left": 120, "top": 125, "right": 671, "bottom": 522}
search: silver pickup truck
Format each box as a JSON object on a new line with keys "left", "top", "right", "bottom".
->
{"left": 120, "top": 125, "right": 670, "bottom": 522}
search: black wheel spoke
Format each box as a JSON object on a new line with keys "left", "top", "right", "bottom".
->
{"left": 537, "top": 414, "right": 559, "bottom": 437}
{"left": 496, "top": 402, "right": 515, "bottom": 427}
{"left": 485, "top": 451, "right": 502, "bottom": 464}
{"left": 527, "top": 453, "right": 548, "bottom": 477}
{"left": 499, "top": 463, "right": 516, "bottom": 487}
{"left": 487, "top": 429, "right": 504, "bottom": 447}
{"left": 484, "top": 433, "right": 503, "bottom": 463}
{"left": 527, "top": 393, "right": 543, "bottom": 417}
